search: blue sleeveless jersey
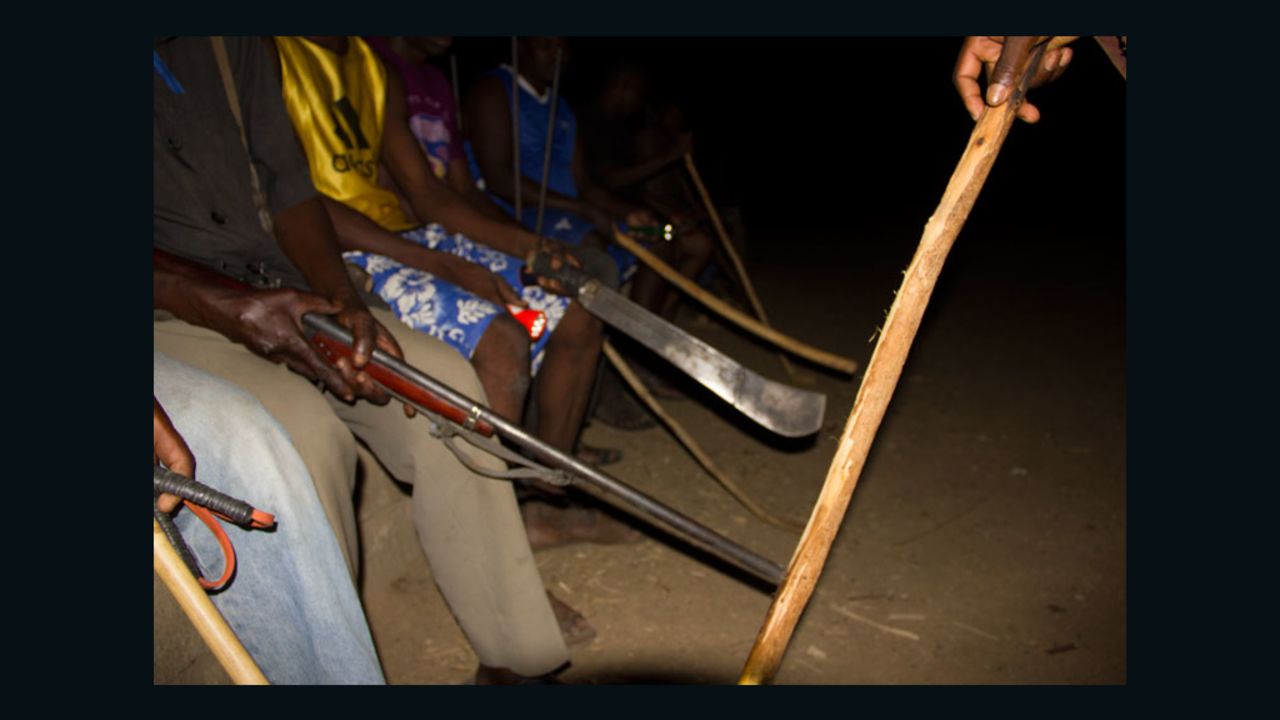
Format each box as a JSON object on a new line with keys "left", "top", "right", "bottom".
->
{"left": 466, "top": 66, "right": 637, "bottom": 280}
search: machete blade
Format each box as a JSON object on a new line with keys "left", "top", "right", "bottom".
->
{"left": 579, "top": 281, "right": 826, "bottom": 438}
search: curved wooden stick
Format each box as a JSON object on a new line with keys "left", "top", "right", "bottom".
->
{"left": 612, "top": 228, "right": 858, "bottom": 376}
{"left": 603, "top": 341, "right": 805, "bottom": 533}
{"left": 684, "top": 154, "right": 801, "bottom": 381}
{"left": 154, "top": 518, "right": 268, "bottom": 685}
{"left": 738, "top": 40, "right": 1049, "bottom": 685}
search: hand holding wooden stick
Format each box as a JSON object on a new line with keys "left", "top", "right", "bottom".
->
{"left": 738, "top": 38, "right": 1052, "bottom": 685}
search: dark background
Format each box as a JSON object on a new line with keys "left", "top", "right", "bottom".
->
{"left": 447, "top": 36, "right": 1126, "bottom": 262}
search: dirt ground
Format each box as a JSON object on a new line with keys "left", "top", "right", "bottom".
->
{"left": 339, "top": 204, "right": 1125, "bottom": 685}
{"left": 154, "top": 203, "right": 1124, "bottom": 687}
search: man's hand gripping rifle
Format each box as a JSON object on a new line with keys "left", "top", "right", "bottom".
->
{"left": 154, "top": 248, "right": 785, "bottom": 587}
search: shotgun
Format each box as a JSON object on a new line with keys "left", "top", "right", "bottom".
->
{"left": 153, "top": 247, "right": 786, "bottom": 586}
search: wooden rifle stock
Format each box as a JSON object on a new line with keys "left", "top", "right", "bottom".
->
{"left": 152, "top": 247, "right": 494, "bottom": 436}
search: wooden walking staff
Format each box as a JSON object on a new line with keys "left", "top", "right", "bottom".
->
{"left": 684, "top": 154, "right": 803, "bottom": 382}
{"left": 738, "top": 38, "right": 1057, "bottom": 685}
{"left": 154, "top": 518, "right": 268, "bottom": 684}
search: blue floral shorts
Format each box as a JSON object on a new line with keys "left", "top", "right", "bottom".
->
{"left": 343, "top": 224, "right": 571, "bottom": 375}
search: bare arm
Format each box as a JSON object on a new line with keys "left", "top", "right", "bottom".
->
{"left": 573, "top": 136, "right": 655, "bottom": 227}
{"left": 446, "top": 156, "right": 521, "bottom": 223}
{"left": 380, "top": 66, "right": 542, "bottom": 259}
{"left": 154, "top": 244, "right": 365, "bottom": 403}
{"left": 321, "top": 196, "right": 523, "bottom": 308}
{"left": 598, "top": 133, "right": 691, "bottom": 191}
{"left": 463, "top": 74, "right": 595, "bottom": 219}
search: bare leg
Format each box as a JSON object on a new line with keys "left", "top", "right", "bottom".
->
{"left": 628, "top": 241, "right": 677, "bottom": 314}
{"left": 471, "top": 315, "right": 532, "bottom": 424}
{"left": 659, "top": 227, "right": 716, "bottom": 319}
{"left": 533, "top": 302, "right": 603, "bottom": 451}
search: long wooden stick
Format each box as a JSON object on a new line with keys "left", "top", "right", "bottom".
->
{"left": 738, "top": 41, "right": 1048, "bottom": 685}
{"left": 154, "top": 518, "right": 268, "bottom": 685}
{"left": 603, "top": 341, "right": 805, "bottom": 533}
{"left": 684, "top": 154, "right": 802, "bottom": 382}
{"left": 613, "top": 228, "right": 858, "bottom": 375}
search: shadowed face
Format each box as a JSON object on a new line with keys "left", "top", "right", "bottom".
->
{"left": 405, "top": 36, "right": 453, "bottom": 59}
{"left": 519, "top": 37, "right": 568, "bottom": 87}
{"left": 604, "top": 67, "right": 648, "bottom": 115}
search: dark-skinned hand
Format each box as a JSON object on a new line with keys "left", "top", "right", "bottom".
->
{"left": 624, "top": 208, "right": 661, "bottom": 230}
{"left": 529, "top": 237, "right": 583, "bottom": 296}
{"left": 433, "top": 254, "right": 526, "bottom": 309}
{"left": 954, "top": 36, "right": 1074, "bottom": 123}
{"left": 329, "top": 301, "right": 407, "bottom": 409}
{"left": 199, "top": 285, "right": 402, "bottom": 407}
{"left": 154, "top": 398, "right": 192, "bottom": 514}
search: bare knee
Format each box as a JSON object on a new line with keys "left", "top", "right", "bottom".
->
{"left": 474, "top": 315, "right": 532, "bottom": 402}
{"left": 555, "top": 302, "right": 602, "bottom": 345}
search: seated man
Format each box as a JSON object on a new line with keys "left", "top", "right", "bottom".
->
{"left": 154, "top": 35, "right": 580, "bottom": 682}
{"left": 271, "top": 36, "right": 624, "bottom": 469}
{"left": 577, "top": 64, "right": 715, "bottom": 321}
{"left": 154, "top": 351, "right": 384, "bottom": 684}
{"left": 462, "top": 37, "right": 663, "bottom": 294}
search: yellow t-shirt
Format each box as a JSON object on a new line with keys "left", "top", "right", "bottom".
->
{"left": 275, "top": 36, "right": 415, "bottom": 232}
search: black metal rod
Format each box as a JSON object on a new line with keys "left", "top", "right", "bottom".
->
{"left": 534, "top": 45, "right": 561, "bottom": 236}
{"left": 510, "top": 37, "right": 522, "bottom": 219}
{"left": 303, "top": 314, "right": 785, "bottom": 587}
{"left": 449, "top": 53, "right": 463, "bottom": 133}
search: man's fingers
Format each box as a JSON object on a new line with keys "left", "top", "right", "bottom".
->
{"left": 295, "top": 293, "right": 343, "bottom": 322}
{"left": 154, "top": 399, "right": 196, "bottom": 479}
{"left": 354, "top": 372, "right": 391, "bottom": 405}
{"left": 953, "top": 40, "right": 989, "bottom": 121}
{"left": 339, "top": 312, "right": 377, "bottom": 367}
{"left": 157, "top": 492, "right": 182, "bottom": 514}
{"left": 372, "top": 320, "right": 405, "bottom": 361}
{"left": 987, "top": 36, "right": 1038, "bottom": 107}
{"left": 1016, "top": 102, "right": 1042, "bottom": 124}
{"left": 285, "top": 345, "right": 356, "bottom": 402}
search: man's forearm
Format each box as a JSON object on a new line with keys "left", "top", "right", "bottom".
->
{"left": 153, "top": 261, "right": 257, "bottom": 343}
{"left": 577, "top": 181, "right": 636, "bottom": 221}
{"left": 600, "top": 146, "right": 683, "bottom": 191}
{"left": 404, "top": 180, "right": 541, "bottom": 259}
{"left": 322, "top": 196, "right": 489, "bottom": 283}
{"left": 273, "top": 197, "right": 367, "bottom": 307}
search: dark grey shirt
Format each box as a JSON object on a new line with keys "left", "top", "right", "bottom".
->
{"left": 153, "top": 36, "right": 318, "bottom": 291}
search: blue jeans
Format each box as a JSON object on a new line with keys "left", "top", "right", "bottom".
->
{"left": 154, "top": 351, "right": 385, "bottom": 685}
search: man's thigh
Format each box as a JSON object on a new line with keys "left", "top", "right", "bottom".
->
{"left": 153, "top": 317, "right": 362, "bottom": 577}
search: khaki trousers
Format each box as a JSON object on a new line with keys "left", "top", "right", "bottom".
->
{"left": 154, "top": 307, "right": 567, "bottom": 676}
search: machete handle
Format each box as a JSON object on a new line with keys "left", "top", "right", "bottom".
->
{"left": 305, "top": 320, "right": 496, "bottom": 437}
{"left": 524, "top": 250, "right": 593, "bottom": 294}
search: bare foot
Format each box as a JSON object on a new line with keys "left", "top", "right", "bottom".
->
{"left": 521, "top": 499, "right": 646, "bottom": 550}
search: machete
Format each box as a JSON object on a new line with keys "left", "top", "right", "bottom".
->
{"left": 527, "top": 252, "right": 827, "bottom": 438}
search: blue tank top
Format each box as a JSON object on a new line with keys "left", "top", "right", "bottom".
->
{"left": 465, "top": 65, "right": 578, "bottom": 201}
